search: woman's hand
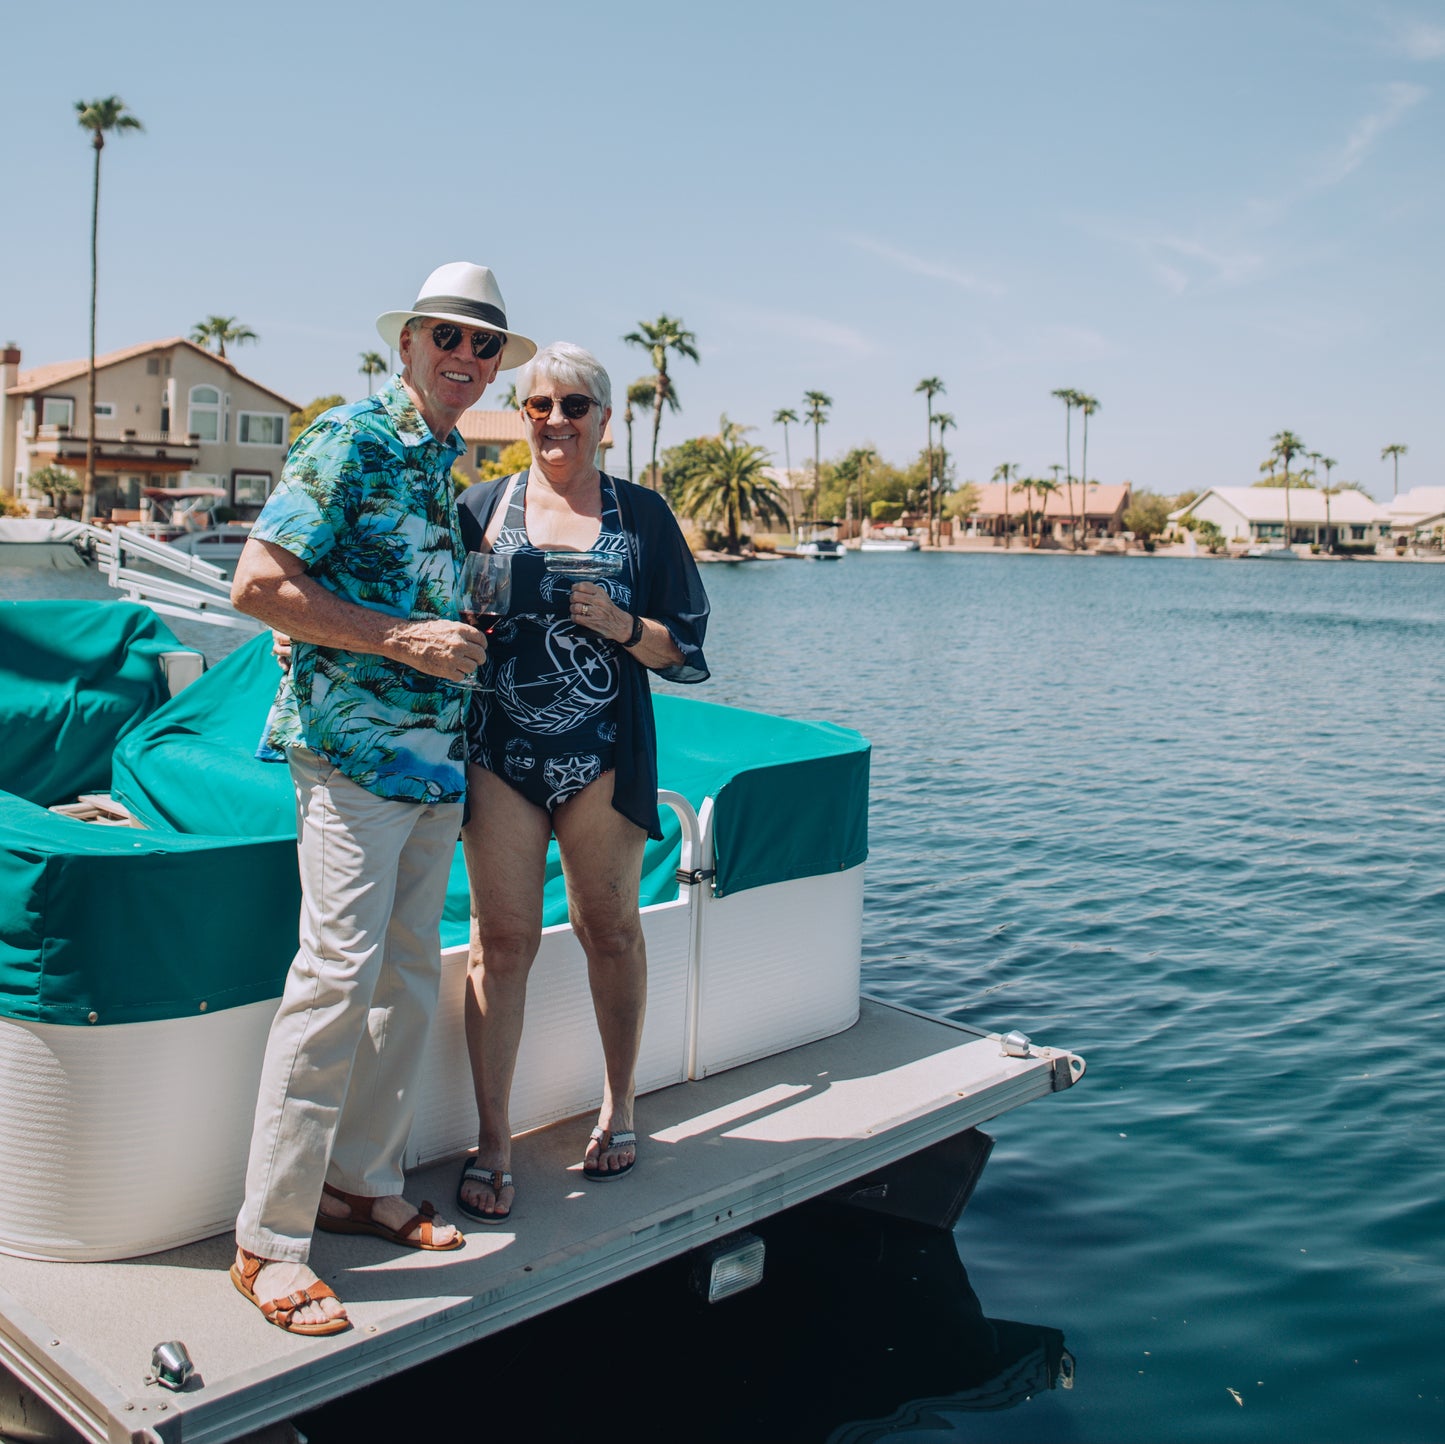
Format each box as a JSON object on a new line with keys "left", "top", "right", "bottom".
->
{"left": 569, "top": 582, "right": 631, "bottom": 644}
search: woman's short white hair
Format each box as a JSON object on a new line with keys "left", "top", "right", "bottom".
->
{"left": 516, "top": 342, "right": 612, "bottom": 413}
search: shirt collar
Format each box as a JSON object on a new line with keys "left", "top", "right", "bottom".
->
{"left": 378, "top": 375, "right": 462, "bottom": 453}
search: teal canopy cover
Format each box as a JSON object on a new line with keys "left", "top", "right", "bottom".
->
{"left": 2, "top": 609, "right": 869, "bottom": 1025}
{"left": 0, "top": 600, "right": 186, "bottom": 807}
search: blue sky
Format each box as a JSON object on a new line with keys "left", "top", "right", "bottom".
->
{"left": 3, "top": 0, "right": 1440, "bottom": 498}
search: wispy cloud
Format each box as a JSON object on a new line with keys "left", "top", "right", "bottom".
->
{"left": 1395, "top": 19, "right": 1445, "bottom": 60}
{"left": 844, "top": 236, "right": 1005, "bottom": 297}
{"left": 1314, "top": 81, "right": 1427, "bottom": 186}
{"left": 1104, "top": 80, "right": 1426, "bottom": 295}
{"left": 724, "top": 302, "right": 872, "bottom": 358}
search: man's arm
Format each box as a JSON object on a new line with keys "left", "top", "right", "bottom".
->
{"left": 231, "top": 538, "right": 486, "bottom": 683}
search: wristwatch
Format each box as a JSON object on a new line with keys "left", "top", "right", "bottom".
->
{"left": 622, "top": 613, "right": 645, "bottom": 648}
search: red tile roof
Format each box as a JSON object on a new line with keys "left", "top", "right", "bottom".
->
{"left": 7, "top": 338, "right": 300, "bottom": 411}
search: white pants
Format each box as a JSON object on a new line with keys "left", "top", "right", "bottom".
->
{"left": 235, "top": 747, "right": 462, "bottom": 1262}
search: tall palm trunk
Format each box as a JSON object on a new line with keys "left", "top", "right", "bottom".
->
{"left": 925, "top": 398, "right": 935, "bottom": 545}
{"left": 1063, "top": 406, "right": 1075, "bottom": 549}
{"left": 84, "top": 133, "right": 102, "bottom": 522}
{"left": 624, "top": 403, "right": 634, "bottom": 483}
{"left": 1078, "top": 412, "right": 1090, "bottom": 547}
{"left": 812, "top": 421, "right": 821, "bottom": 531}
{"left": 648, "top": 374, "right": 667, "bottom": 489}
{"left": 781, "top": 421, "right": 796, "bottom": 539}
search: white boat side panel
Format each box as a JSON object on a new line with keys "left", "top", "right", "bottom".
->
{"left": 0, "top": 1003, "right": 275, "bottom": 1262}
{"left": 691, "top": 865, "right": 863, "bottom": 1077}
{"left": 407, "top": 900, "right": 693, "bottom": 1167}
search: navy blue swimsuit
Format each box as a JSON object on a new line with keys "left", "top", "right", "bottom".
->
{"left": 466, "top": 473, "right": 633, "bottom": 813}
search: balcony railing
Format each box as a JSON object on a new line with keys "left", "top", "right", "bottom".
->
{"left": 36, "top": 423, "right": 202, "bottom": 447}
{"left": 31, "top": 424, "right": 203, "bottom": 468}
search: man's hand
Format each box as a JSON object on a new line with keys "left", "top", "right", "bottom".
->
{"left": 385, "top": 619, "right": 488, "bottom": 682}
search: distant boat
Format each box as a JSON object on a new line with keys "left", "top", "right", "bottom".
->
{"left": 859, "top": 537, "right": 919, "bottom": 553}
{"left": 160, "top": 522, "right": 253, "bottom": 571}
{"left": 1244, "top": 544, "right": 1299, "bottom": 560}
{"left": 792, "top": 538, "right": 845, "bottom": 561}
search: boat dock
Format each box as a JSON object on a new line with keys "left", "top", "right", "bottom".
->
{"left": 0, "top": 1000, "right": 1081, "bottom": 1444}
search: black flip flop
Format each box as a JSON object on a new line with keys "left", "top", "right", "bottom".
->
{"left": 456, "top": 1159, "right": 514, "bottom": 1223}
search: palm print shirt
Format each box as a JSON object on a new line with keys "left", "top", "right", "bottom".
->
{"left": 252, "top": 377, "right": 468, "bottom": 803}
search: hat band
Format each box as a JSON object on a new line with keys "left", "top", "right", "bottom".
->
{"left": 413, "top": 295, "right": 507, "bottom": 331}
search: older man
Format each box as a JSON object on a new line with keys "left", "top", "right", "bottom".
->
{"left": 228, "top": 263, "right": 536, "bottom": 1334}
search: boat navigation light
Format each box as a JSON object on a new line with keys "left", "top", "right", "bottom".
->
{"left": 146, "top": 1340, "right": 194, "bottom": 1392}
{"left": 691, "top": 1231, "right": 765, "bottom": 1304}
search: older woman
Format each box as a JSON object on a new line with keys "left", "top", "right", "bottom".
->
{"left": 454, "top": 342, "right": 709, "bottom": 1223}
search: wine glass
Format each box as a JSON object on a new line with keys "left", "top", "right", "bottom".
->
{"left": 455, "top": 551, "right": 511, "bottom": 691}
{"left": 542, "top": 549, "right": 625, "bottom": 585}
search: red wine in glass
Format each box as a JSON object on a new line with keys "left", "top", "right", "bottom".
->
{"left": 456, "top": 552, "right": 512, "bottom": 691}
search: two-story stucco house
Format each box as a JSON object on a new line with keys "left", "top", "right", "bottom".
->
{"left": 2, "top": 338, "right": 298, "bottom": 519}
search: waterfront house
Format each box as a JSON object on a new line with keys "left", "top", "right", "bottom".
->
{"left": 1169, "top": 487, "right": 1388, "bottom": 549}
{"left": 450, "top": 407, "right": 613, "bottom": 489}
{"left": 1383, "top": 486, "right": 1445, "bottom": 542}
{"left": 2, "top": 340, "right": 297, "bottom": 520}
{"left": 965, "top": 481, "right": 1130, "bottom": 545}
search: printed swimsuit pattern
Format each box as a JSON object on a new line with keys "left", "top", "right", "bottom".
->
{"left": 466, "top": 474, "right": 631, "bottom": 812}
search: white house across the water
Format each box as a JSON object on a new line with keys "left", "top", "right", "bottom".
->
{"left": 1169, "top": 486, "right": 1390, "bottom": 550}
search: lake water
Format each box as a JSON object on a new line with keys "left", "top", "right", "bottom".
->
{"left": 5, "top": 548, "right": 1443, "bottom": 1441}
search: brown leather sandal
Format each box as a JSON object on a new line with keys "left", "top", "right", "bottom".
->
{"left": 314, "top": 1182, "right": 464, "bottom": 1251}
{"left": 230, "top": 1250, "right": 350, "bottom": 1336}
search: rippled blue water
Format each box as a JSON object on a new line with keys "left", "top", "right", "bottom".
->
{"left": 7, "top": 549, "right": 1443, "bottom": 1441}
{"left": 681, "top": 551, "right": 1445, "bottom": 1443}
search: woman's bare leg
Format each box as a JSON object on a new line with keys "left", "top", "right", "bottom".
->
{"left": 459, "top": 765, "right": 552, "bottom": 1217}
{"left": 554, "top": 772, "right": 648, "bottom": 1175}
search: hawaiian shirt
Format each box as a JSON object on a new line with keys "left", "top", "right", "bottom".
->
{"left": 252, "top": 376, "right": 468, "bottom": 803}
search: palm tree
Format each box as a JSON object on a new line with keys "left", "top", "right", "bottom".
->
{"left": 623, "top": 314, "right": 699, "bottom": 488}
{"left": 1381, "top": 442, "right": 1407, "bottom": 497}
{"left": 915, "top": 378, "right": 946, "bottom": 545}
{"left": 992, "top": 462, "right": 1017, "bottom": 548}
{"left": 1262, "top": 430, "right": 1306, "bottom": 550}
{"left": 934, "top": 412, "right": 956, "bottom": 539}
{"left": 358, "top": 351, "right": 388, "bottom": 395}
{"left": 674, "top": 432, "right": 788, "bottom": 555}
{"left": 773, "top": 407, "right": 800, "bottom": 539}
{"left": 802, "top": 391, "right": 832, "bottom": 531}
{"left": 1051, "top": 388, "right": 1080, "bottom": 549}
{"left": 501, "top": 382, "right": 520, "bottom": 410}
{"left": 75, "top": 96, "right": 143, "bottom": 521}
{"left": 1033, "top": 474, "right": 1061, "bottom": 545}
{"left": 1316, "top": 455, "right": 1339, "bottom": 551}
{"left": 1076, "top": 392, "right": 1100, "bottom": 546}
{"left": 189, "top": 315, "right": 258, "bottom": 359}
{"left": 1012, "top": 475, "right": 1038, "bottom": 547}
{"left": 624, "top": 378, "right": 657, "bottom": 484}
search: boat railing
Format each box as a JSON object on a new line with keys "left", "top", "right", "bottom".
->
{"left": 79, "top": 520, "right": 265, "bottom": 633}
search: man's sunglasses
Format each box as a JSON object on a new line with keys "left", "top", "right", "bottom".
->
{"left": 426, "top": 321, "right": 505, "bottom": 360}
{"left": 522, "top": 394, "right": 602, "bottom": 421}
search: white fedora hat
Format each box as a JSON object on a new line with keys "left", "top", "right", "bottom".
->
{"left": 377, "top": 262, "right": 537, "bottom": 370}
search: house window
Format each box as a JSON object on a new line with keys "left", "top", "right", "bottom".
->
{"left": 41, "top": 397, "right": 74, "bottom": 428}
{"left": 238, "top": 412, "right": 285, "bottom": 446}
{"left": 188, "top": 386, "right": 222, "bottom": 442}
{"left": 93, "top": 402, "right": 115, "bottom": 419}
{"left": 233, "top": 472, "right": 272, "bottom": 505}
{"left": 475, "top": 444, "right": 502, "bottom": 467}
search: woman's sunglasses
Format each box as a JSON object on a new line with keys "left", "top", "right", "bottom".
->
{"left": 522, "top": 394, "right": 602, "bottom": 421}
{"left": 426, "top": 321, "right": 505, "bottom": 360}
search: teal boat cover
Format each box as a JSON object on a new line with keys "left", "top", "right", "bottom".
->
{"left": 0, "top": 600, "right": 187, "bottom": 807}
{"left": 1, "top": 605, "right": 868, "bottom": 1026}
